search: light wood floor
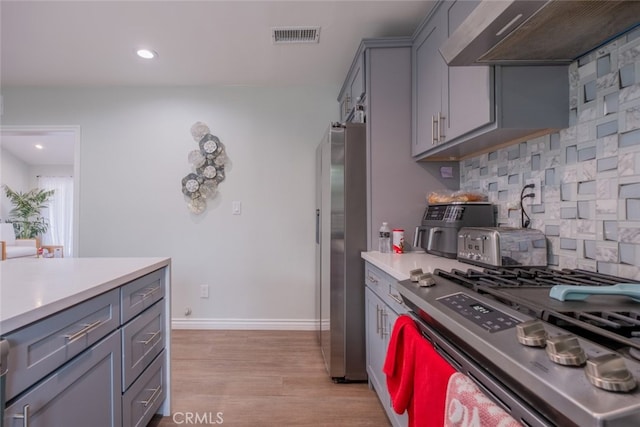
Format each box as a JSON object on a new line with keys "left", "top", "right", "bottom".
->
{"left": 153, "top": 330, "right": 391, "bottom": 427}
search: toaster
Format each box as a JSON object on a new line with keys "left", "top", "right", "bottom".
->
{"left": 457, "top": 227, "right": 548, "bottom": 267}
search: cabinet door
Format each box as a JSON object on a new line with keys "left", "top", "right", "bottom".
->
{"left": 339, "top": 92, "right": 351, "bottom": 122}
{"left": 384, "top": 310, "right": 408, "bottom": 427}
{"left": 339, "top": 52, "right": 366, "bottom": 122}
{"left": 3, "top": 331, "right": 122, "bottom": 427}
{"left": 350, "top": 52, "right": 365, "bottom": 105}
{"left": 443, "top": 0, "right": 492, "bottom": 141}
{"left": 412, "top": 13, "right": 446, "bottom": 156}
{"left": 365, "top": 287, "right": 387, "bottom": 396}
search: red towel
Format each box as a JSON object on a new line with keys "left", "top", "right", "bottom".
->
{"left": 384, "top": 315, "right": 456, "bottom": 427}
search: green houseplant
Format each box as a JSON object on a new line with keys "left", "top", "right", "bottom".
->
{"left": 3, "top": 185, "right": 55, "bottom": 239}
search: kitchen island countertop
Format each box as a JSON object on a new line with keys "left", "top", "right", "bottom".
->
{"left": 0, "top": 257, "right": 170, "bottom": 334}
{"left": 361, "top": 250, "right": 474, "bottom": 281}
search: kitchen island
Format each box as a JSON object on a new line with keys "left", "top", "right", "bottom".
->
{"left": 0, "top": 257, "right": 171, "bottom": 427}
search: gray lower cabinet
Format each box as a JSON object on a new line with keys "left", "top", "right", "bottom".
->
{"left": 120, "top": 269, "right": 167, "bottom": 427}
{"left": 3, "top": 331, "right": 122, "bottom": 427}
{"left": 2, "top": 267, "right": 168, "bottom": 427}
{"left": 364, "top": 263, "right": 408, "bottom": 427}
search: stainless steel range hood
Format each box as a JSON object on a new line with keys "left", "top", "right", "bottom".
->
{"left": 440, "top": 0, "right": 640, "bottom": 66}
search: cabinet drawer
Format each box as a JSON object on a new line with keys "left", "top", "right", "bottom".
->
{"left": 3, "top": 331, "right": 122, "bottom": 427}
{"left": 364, "top": 264, "right": 391, "bottom": 295}
{"left": 5, "top": 289, "right": 120, "bottom": 401}
{"left": 386, "top": 283, "right": 408, "bottom": 315}
{"left": 122, "top": 300, "right": 165, "bottom": 391}
{"left": 121, "top": 268, "right": 165, "bottom": 324}
{"left": 122, "top": 350, "right": 166, "bottom": 427}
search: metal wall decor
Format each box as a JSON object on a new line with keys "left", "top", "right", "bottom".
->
{"left": 182, "top": 122, "right": 229, "bottom": 214}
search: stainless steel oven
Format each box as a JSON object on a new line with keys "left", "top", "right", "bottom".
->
{"left": 397, "top": 267, "right": 640, "bottom": 427}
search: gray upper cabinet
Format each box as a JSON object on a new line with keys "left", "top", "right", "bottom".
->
{"left": 444, "top": 0, "right": 492, "bottom": 141}
{"left": 412, "top": 0, "right": 569, "bottom": 161}
{"left": 338, "top": 52, "right": 365, "bottom": 122}
{"left": 413, "top": 0, "right": 486, "bottom": 156}
{"left": 412, "top": 14, "right": 445, "bottom": 156}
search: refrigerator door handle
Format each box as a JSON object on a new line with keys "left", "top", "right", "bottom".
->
{"left": 315, "top": 209, "right": 320, "bottom": 244}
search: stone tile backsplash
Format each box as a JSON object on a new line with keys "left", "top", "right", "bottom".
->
{"left": 460, "top": 28, "right": 640, "bottom": 279}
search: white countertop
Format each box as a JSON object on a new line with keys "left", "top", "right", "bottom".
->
{"left": 361, "top": 251, "right": 475, "bottom": 281}
{"left": 0, "top": 257, "right": 170, "bottom": 334}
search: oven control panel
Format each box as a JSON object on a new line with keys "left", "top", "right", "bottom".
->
{"left": 438, "top": 293, "right": 520, "bottom": 333}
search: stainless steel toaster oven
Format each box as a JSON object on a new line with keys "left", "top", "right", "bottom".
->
{"left": 457, "top": 227, "right": 547, "bottom": 267}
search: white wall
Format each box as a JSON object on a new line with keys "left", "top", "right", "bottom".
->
{"left": 1, "top": 86, "right": 337, "bottom": 328}
{"left": 0, "top": 147, "right": 31, "bottom": 221}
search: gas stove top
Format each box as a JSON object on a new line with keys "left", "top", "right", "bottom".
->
{"left": 396, "top": 266, "right": 640, "bottom": 427}
{"left": 435, "top": 267, "right": 640, "bottom": 355}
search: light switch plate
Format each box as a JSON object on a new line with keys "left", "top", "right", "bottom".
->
{"left": 232, "top": 201, "right": 242, "bottom": 215}
{"left": 200, "top": 284, "right": 209, "bottom": 298}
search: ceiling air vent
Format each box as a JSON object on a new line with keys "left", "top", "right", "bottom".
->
{"left": 272, "top": 27, "right": 320, "bottom": 44}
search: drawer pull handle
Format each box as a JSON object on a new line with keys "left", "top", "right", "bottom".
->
{"left": 367, "top": 274, "right": 379, "bottom": 285}
{"left": 389, "top": 293, "right": 404, "bottom": 305}
{"left": 138, "top": 386, "right": 162, "bottom": 407}
{"left": 64, "top": 319, "right": 103, "bottom": 342}
{"left": 137, "top": 286, "right": 160, "bottom": 300}
{"left": 13, "top": 404, "right": 30, "bottom": 427}
{"left": 137, "top": 330, "right": 161, "bottom": 345}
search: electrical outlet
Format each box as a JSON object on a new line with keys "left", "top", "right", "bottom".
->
{"left": 200, "top": 284, "right": 209, "bottom": 298}
{"left": 525, "top": 178, "right": 542, "bottom": 203}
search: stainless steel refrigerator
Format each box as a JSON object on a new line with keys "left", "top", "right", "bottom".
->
{"left": 315, "top": 122, "right": 367, "bottom": 382}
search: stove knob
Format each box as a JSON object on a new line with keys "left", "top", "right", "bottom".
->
{"left": 516, "top": 319, "right": 548, "bottom": 347}
{"left": 585, "top": 353, "right": 637, "bottom": 392}
{"left": 545, "top": 334, "right": 587, "bottom": 366}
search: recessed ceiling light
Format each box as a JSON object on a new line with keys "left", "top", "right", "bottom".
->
{"left": 136, "top": 49, "right": 157, "bottom": 59}
{"left": 35, "top": 144, "right": 43, "bottom": 149}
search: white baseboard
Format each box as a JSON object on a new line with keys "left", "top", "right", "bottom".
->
{"left": 172, "top": 318, "right": 319, "bottom": 331}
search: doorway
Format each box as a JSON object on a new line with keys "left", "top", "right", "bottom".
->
{"left": 0, "top": 126, "right": 80, "bottom": 257}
